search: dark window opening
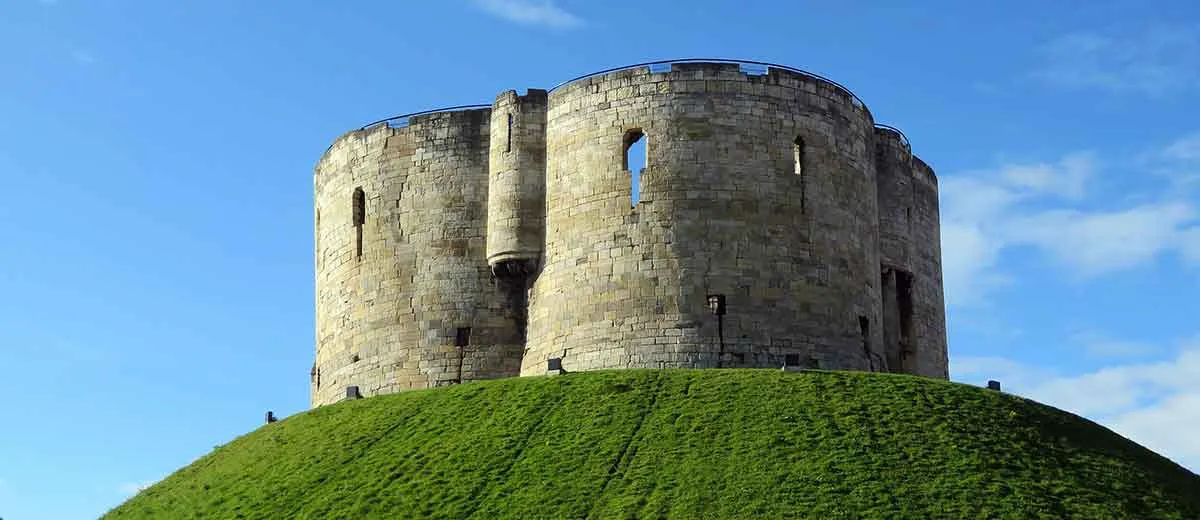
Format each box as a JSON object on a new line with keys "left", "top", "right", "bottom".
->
{"left": 794, "top": 136, "right": 807, "bottom": 213}
{"left": 897, "top": 272, "right": 914, "bottom": 343}
{"left": 881, "top": 267, "right": 917, "bottom": 374}
{"left": 793, "top": 136, "right": 806, "bottom": 175}
{"left": 897, "top": 270, "right": 917, "bottom": 373}
{"left": 731, "top": 352, "right": 745, "bottom": 363}
{"left": 506, "top": 113, "right": 513, "bottom": 153}
{"left": 905, "top": 207, "right": 912, "bottom": 220}
{"left": 352, "top": 187, "right": 365, "bottom": 259}
{"left": 455, "top": 327, "right": 472, "bottom": 347}
{"left": 623, "top": 129, "right": 646, "bottom": 207}
{"left": 858, "top": 316, "right": 870, "bottom": 353}
{"left": 706, "top": 294, "right": 727, "bottom": 316}
{"left": 785, "top": 353, "right": 801, "bottom": 367}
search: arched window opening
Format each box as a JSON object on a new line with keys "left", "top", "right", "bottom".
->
{"left": 352, "top": 187, "right": 365, "bottom": 260}
{"left": 794, "top": 136, "right": 807, "bottom": 213}
{"left": 506, "top": 113, "right": 513, "bottom": 153}
{"left": 623, "top": 129, "right": 646, "bottom": 207}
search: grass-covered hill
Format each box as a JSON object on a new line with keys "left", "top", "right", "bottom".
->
{"left": 105, "top": 369, "right": 1200, "bottom": 519}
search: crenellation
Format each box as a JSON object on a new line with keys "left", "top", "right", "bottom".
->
{"left": 311, "top": 60, "right": 949, "bottom": 407}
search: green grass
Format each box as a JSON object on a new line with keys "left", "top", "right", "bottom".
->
{"left": 105, "top": 369, "right": 1200, "bottom": 519}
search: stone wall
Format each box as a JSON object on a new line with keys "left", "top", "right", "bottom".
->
{"left": 911, "top": 157, "right": 949, "bottom": 378}
{"left": 311, "top": 61, "right": 950, "bottom": 407}
{"left": 312, "top": 109, "right": 523, "bottom": 406}
{"left": 522, "top": 63, "right": 884, "bottom": 375}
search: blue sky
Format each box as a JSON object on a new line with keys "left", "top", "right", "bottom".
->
{"left": 2, "top": 0, "right": 1198, "bottom": 517}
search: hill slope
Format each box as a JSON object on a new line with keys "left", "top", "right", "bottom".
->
{"left": 105, "top": 369, "right": 1200, "bottom": 519}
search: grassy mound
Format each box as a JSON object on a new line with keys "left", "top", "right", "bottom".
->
{"left": 105, "top": 369, "right": 1200, "bottom": 519}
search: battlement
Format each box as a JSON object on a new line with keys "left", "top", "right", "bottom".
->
{"left": 912, "top": 156, "right": 938, "bottom": 187}
{"left": 312, "top": 59, "right": 949, "bottom": 406}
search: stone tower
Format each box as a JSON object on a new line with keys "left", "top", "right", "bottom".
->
{"left": 311, "top": 60, "right": 948, "bottom": 407}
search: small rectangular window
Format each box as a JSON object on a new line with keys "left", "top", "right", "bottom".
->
{"left": 624, "top": 129, "right": 647, "bottom": 207}
{"left": 506, "top": 113, "right": 513, "bottom": 153}
{"left": 785, "top": 353, "right": 801, "bottom": 366}
{"left": 353, "top": 187, "right": 365, "bottom": 259}
{"left": 794, "top": 136, "right": 807, "bottom": 214}
{"left": 455, "top": 327, "right": 471, "bottom": 347}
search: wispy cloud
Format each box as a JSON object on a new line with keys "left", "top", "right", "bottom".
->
{"left": 953, "top": 334, "right": 1200, "bottom": 471}
{"left": 1069, "top": 329, "right": 1157, "bottom": 358}
{"left": 1151, "top": 132, "right": 1200, "bottom": 192}
{"left": 940, "top": 140, "right": 1200, "bottom": 307}
{"left": 940, "top": 152, "right": 1099, "bottom": 306}
{"left": 471, "top": 0, "right": 583, "bottom": 28}
{"left": 1005, "top": 202, "right": 1196, "bottom": 277}
{"left": 1030, "top": 26, "right": 1200, "bottom": 95}
{"left": 70, "top": 49, "right": 96, "bottom": 65}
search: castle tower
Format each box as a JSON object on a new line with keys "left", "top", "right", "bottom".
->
{"left": 312, "top": 109, "right": 523, "bottom": 406}
{"left": 521, "top": 63, "right": 886, "bottom": 375}
{"left": 874, "top": 127, "right": 919, "bottom": 375}
{"left": 873, "top": 127, "right": 949, "bottom": 378}
{"left": 312, "top": 60, "right": 950, "bottom": 407}
{"left": 909, "top": 157, "right": 949, "bottom": 378}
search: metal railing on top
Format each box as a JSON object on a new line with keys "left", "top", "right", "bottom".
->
{"left": 872, "top": 124, "right": 911, "bottom": 150}
{"left": 359, "top": 104, "right": 492, "bottom": 131}
{"left": 548, "top": 58, "right": 861, "bottom": 102}
{"left": 356, "top": 59, "right": 912, "bottom": 148}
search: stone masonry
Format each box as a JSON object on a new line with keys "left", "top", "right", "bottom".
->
{"left": 311, "top": 61, "right": 949, "bottom": 407}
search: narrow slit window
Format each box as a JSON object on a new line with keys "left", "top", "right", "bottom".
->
{"left": 794, "top": 136, "right": 807, "bottom": 213}
{"left": 455, "top": 327, "right": 471, "bottom": 347}
{"left": 506, "top": 113, "right": 513, "bottom": 153}
{"left": 858, "top": 316, "right": 870, "bottom": 353}
{"left": 352, "top": 187, "right": 365, "bottom": 259}
{"left": 623, "top": 129, "right": 646, "bottom": 207}
{"left": 793, "top": 136, "right": 806, "bottom": 175}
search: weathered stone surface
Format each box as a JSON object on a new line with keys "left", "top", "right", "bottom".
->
{"left": 311, "top": 62, "right": 949, "bottom": 407}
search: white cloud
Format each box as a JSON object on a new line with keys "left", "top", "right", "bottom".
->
{"left": 1000, "top": 152, "right": 1094, "bottom": 200}
{"left": 952, "top": 336, "right": 1200, "bottom": 471}
{"left": 471, "top": 0, "right": 582, "bottom": 28}
{"left": 1163, "top": 133, "right": 1200, "bottom": 163}
{"left": 939, "top": 152, "right": 1098, "bottom": 306}
{"left": 1070, "top": 330, "right": 1156, "bottom": 358}
{"left": 1004, "top": 203, "right": 1197, "bottom": 277}
{"left": 1153, "top": 132, "right": 1200, "bottom": 192}
{"left": 1031, "top": 26, "right": 1200, "bottom": 95}
{"left": 1183, "top": 228, "right": 1200, "bottom": 263}
{"left": 940, "top": 142, "right": 1200, "bottom": 306}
